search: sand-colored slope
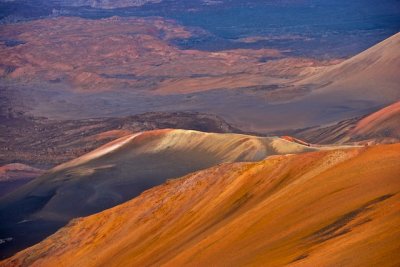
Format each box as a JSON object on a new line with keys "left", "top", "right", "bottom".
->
{"left": 300, "top": 32, "right": 400, "bottom": 102}
{"left": 349, "top": 100, "right": 400, "bottom": 141}
{"left": 0, "top": 129, "right": 327, "bottom": 258}
{"left": 4, "top": 143, "right": 399, "bottom": 266}
{"left": 0, "top": 111, "right": 239, "bottom": 168}
{"left": 221, "top": 33, "right": 400, "bottom": 132}
{"left": 290, "top": 101, "right": 400, "bottom": 144}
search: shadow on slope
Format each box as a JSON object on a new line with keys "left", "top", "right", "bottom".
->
{"left": 3, "top": 143, "right": 399, "bottom": 266}
{"left": 0, "top": 129, "right": 324, "bottom": 259}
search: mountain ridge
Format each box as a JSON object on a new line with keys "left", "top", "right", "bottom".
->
{"left": 3, "top": 143, "right": 399, "bottom": 266}
{"left": 0, "top": 129, "right": 340, "bottom": 258}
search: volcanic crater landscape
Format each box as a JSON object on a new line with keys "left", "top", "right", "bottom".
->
{"left": 0, "top": 0, "right": 399, "bottom": 266}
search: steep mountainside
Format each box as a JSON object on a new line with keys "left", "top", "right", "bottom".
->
{"left": 248, "top": 32, "right": 400, "bottom": 131}
{"left": 3, "top": 144, "right": 399, "bottom": 266}
{"left": 298, "top": 32, "right": 400, "bottom": 103}
{"left": 0, "top": 129, "right": 330, "bottom": 258}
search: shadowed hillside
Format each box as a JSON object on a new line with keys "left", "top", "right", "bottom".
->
{"left": 0, "top": 129, "right": 333, "bottom": 259}
{"left": 0, "top": 164, "right": 44, "bottom": 197}
{"left": 3, "top": 144, "right": 399, "bottom": 266}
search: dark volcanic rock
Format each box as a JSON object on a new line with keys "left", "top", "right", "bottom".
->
{"left": 0, "top": 111, "right": 241, "bottom": 168}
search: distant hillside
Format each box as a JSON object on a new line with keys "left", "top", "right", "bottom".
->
{"left": 0, "top": 0, "right": 162, "bottom": 9}
{"left": 57, "top": 0, "right": 161, "bottom": 8}
{"left": 0, "top": 111, "right": 240, "bottom": 168}
{"left": 242, "top": 32, "right": 400, "bottom": 132}
{"left": 285, "top": 101, "right": 400, "bottom": 144}
{"left": 349, "top": 101, "right": 400, "bottom": 142}
{"left": 299, "top": 32, "right": 400, "bottom": 103}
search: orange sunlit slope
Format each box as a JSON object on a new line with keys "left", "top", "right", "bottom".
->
{"left": 3, "top": 143, "right": 400, "bottom": 266}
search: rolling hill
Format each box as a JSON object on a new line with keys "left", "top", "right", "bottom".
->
{"left": 0, "top": 110, "right": 240, "bottom": 168}
{"left": 0, "top": 129, "right": 332, "bottom": 258}
{"left": 3, "top": 143, "right": 399, "bottom": 266}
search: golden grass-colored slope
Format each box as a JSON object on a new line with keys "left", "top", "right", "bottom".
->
{"left": 0, "top": 129, "right": 337, "bottom": 259}
{"left": 3, "top": 143, "right": 399, "bottom": 266}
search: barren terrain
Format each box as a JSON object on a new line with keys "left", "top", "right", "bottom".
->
{"left": 0, "top": 3, "right": 399, "bottom": 264}
{"left": 0, "top": 111, "right": 239, "bottom": 168}
{"left": 0, "top": 17, "right": 295, "bottom": 93}
{"left": 3, "top": 143, "right": 399, "bottom": 266}
{"left": 0, "top": 129, "right": 334, "bottom": 258}
{"left": 1, "top": 18, "right": 398, "bottom": 132}
{"left": 276, "top": 101, "right": 400, "bottom": 145}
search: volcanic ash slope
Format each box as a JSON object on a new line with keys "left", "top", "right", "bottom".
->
{"left": 0, "top": 129, "right": 322, "bottom": 228}
{"left": 300, "top": 32, "right": 400, "bottom": 102}
{"left": 291, "top": 100, "right": 400, "bottom": 145}
{"left": 3, "top": 143, "right": 400, "bottom": 266}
